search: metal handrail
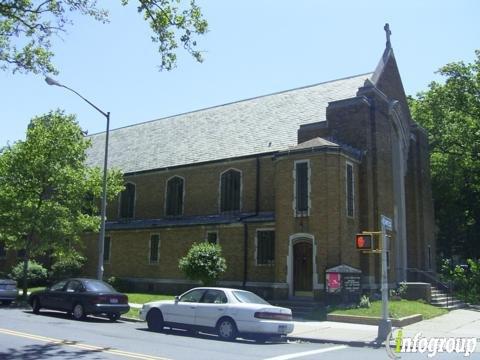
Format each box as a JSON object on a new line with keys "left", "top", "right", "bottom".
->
{"left": 406, "top": 267, "right": 452, "bottom": 308}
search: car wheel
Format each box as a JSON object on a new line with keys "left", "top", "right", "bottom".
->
{"left": 32, "top": 297, "right": 41, "bottom": 314}
{"left": 146, "top": 309, "right": 164, "bottom": 332}
{"left": 216, "top": 317, "right": 238, "bottom": 341}
{"left": 72, "top": 303, "right": 86, "bottom": 320}
{"left": 108, "top": 313, "right": 120, "bottom": 322}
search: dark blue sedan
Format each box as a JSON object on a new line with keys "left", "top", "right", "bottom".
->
{"left": 29, "top": 278, "right": 129, "bottom": 321}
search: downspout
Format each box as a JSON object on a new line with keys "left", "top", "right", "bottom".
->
{"left": 242, "top": 156, "right": 261, "bottom": 288}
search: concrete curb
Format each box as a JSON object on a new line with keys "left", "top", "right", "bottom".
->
{"left": 326, "top": 313, "right": 423, "bottom": 327}
{"left": 286, "top": 336, "right": 384, "bottom": 348}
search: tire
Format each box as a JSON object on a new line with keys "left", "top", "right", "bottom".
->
{"left": 146, "top": 309, "right": 164, "bottom": 332}
{"left": 216, "top": 317, "right": 238, "bottom": 341}
{"left": 108, "top": 313, "right": 120, "bottom": 322}
{"left": 31, "top": 297, "right": 41, "bottom": 314}
{"left": 72, "top": 303, "right": 86, "bottom": 320}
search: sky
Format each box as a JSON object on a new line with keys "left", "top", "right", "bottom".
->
{"left": 1, "top": 1, "right": 479, "bottom": 147}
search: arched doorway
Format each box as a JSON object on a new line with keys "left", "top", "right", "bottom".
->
{"left": 293, "top": 241, "right": 313, "bottom": 295}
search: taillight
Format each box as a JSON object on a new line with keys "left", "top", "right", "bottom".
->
{"left": 119, "top": 295, "right": 128, "bottom": 304}
{"left": 92, "top": 295, "right": 107, "bottom": 304}
{"left": 254, "top": 311, "right": 292, "bottom": 321}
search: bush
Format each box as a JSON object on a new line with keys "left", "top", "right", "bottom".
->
{"left": 178, "top": 242, "right": 227, "bottom": 286}
{"left": 106, "top": 276, "right": 132, "bottom": 292}
{"left": 358, "top": 295, "right": 371, "bottom": 308}
{"left": 9, "top": 260, "right": 48, "bottom": 287}
{"left": 440, "top": 258, "right": 480, "bottom": 304}
{"left": 49, "top": 252, "right": 86, "bottom": 281}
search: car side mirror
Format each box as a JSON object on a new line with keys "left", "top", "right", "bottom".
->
{"left": 174, "top": 296, "right": 180, "bottom": 304}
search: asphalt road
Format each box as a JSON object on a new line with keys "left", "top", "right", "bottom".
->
{"left": 0, "top": 306, "right": 469, "bottom": 360}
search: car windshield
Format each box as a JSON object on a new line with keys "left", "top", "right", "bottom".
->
{"left": 232, "top": 290, "right": 270, "bottom": 304}
{"left": 83, "top": 280, "right": 115, "bottom": 292}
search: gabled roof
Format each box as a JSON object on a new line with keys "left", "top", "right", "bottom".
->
{"left": 86, "top": 73, "right": 372, "bottom": 174}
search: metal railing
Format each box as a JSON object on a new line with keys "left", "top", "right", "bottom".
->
{"left": 406, "top": 267, "right": 453, "bottom": 308}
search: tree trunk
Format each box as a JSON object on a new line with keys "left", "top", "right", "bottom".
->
{"left": 22, "top": 255, "right": 29, "bottom": 300}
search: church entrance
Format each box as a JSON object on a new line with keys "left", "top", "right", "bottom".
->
{"left": 293, "top": 241, "right": 313, "bottom": 296}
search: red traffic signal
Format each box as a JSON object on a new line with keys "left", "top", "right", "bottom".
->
{"left": 356, "top": 233, "right": 373, "bottom": 250}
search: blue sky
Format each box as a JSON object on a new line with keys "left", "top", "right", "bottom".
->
{"left": 1, "top": 1, "right": 479, "bottom": 147}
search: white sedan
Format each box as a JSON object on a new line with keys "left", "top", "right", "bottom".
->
{"left": 139, "top": 287, "right": 294, "bottom": 341}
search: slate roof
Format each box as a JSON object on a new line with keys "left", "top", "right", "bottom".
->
{"left": 105, "top": 212, "right": 275, "bottom": 231}
{"left": 86, "top": 73, "right": 372, "bottom": 174}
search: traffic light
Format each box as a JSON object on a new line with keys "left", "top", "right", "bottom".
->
{"left": 356, "top": 233, "right": 373, "bottom": 250}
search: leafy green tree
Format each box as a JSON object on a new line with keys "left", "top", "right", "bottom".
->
{"left": 0, "top": 0, "right": 208, "bottom": 74}
{"left": 409, "top": 50, "right": 480, "bottom": 259}
{"left": 0, "top": 110, "right": 124, "bottom": 296}
{"left": 178, "top": 242, "right": 227, "bottom": 286}
{"left": 9, "top": 260, "right": 48, "bottom": 287}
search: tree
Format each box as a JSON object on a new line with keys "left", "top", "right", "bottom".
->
{"left": 0, "top": 0, "right": 208, "bottom": 74}
{"left": 409, "top": 50, "right": 480, "bottom": 259}
{"left": 178, "top": 242, "right": 226, "bottom": 286}
{"left": 0, "top": 110, "right": 124, "bottom": 296}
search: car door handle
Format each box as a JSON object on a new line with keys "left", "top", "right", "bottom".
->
{"left": 190, "top": 306, "right": 196, "bottom": 309}
{"left": 217, "top": 308, "right": 224, "bottom": 311}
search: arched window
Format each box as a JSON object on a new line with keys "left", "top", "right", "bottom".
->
{"left": 119, "top": 182, "right": 135, "bottom": 219}
{"left": 165, "top": 176, "right": 184, "bottom": 216}
{"left": 220, "top": 169, "right": 241, "bottom": 212}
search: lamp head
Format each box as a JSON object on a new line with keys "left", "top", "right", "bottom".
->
{"left": 45, "top": 76, "right": 62, "bottom": 87}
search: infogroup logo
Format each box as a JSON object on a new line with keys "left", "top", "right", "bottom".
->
{"left": 386, "top": 328, "right": 478, "bottom": 359}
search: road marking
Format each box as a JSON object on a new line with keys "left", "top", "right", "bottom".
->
{"left": 263, "top": 345, "right": 347, "bottom": 360}
{"left": 0, "top": 327, "right": 171, "bottom": 360}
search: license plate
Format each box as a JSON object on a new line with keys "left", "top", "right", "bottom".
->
{"left": 278, "top": 325, "right": 287, "bottom": 333}
{"left": 110, "top": 298, "right": 118, "bottom": 304}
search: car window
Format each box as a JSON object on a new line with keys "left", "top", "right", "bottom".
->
{"left": 232, "top": 290, "right": 269, "bottom": 304}
{"left": 179, "top": 289, "right": 205, "bottom": 303}
{"left": 83, "top": 280, "right": 115, "bottom": 292}
{"left": 66, "top": 280, "right": 83, "bottom": 293}
{"left": 50, "top": 280, "right": 67, "bottom": 292}
{"left": 201, "top": 290, "right": 228, "bottom": 304}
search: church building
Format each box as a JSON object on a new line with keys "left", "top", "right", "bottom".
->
{"left": 79, "top": 27, "right": 435, "bottom": 299}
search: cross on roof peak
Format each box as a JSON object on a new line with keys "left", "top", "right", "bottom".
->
{"left": 384, "top": 23, "right": 392, "bottom": 49}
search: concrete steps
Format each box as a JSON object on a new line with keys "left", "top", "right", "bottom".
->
{"left": 430, "top": 287, "right": 467, "bottom": 310}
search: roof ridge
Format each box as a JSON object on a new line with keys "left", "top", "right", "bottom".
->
{"left": 88, "top": 72, "right": 373, "bottom": 137}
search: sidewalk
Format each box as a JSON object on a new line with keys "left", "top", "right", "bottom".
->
{"left": 288, "top": 309, "right": 480, "bottom": 347}
{"left": 127, "top": 304, "right": 480, "bottom": 348}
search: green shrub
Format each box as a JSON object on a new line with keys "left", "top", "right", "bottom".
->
{"left": 50, "top": 252, "right": 86, "bottom": 281}
{"left": 9, "top": 260, "right": 48, "bottom": 287}
{"left": 358, "top": 295, "right": 371, "bottom": 308}
{"left": 440, "top": 258, "right": 480, "bottom": 304}
{"left": 106, "top": 276, "right": 132, "bottom": 292}
{"left": 178, "top": 242, "right": 227, "bottom": 286}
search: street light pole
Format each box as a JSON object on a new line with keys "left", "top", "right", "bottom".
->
{"left": 45, "top": 76, "right": 110, "bottom": 281}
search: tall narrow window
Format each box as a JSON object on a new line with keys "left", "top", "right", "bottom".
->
{"left": 206, "top": 231, "right": 218, "bottom": 245}
{"left": 220, "top": 169, "right": 241, "bottom": 212}
{"left": 149, "top": 234, "right": 160, "bottom": 264}
{"left": 428, "top": 245, "right": 432, "bottom": 270}
{"left": 120, "top": 183, "right": 135, "bottom": 219}
{"left": 0, "top": 242, "right": 6, "bottom": 259}
{"left": 256, "top": 230, "right": 275, "bottom": 265}
{"left": 166, "top": 176, "right": 184, "bottom": 216}
{"left": 346, "top": 162, "right": 354, "bottom": 218}
{"left": 103, "top": 236, "right": 111, "bottom": 263}
{"left": 295, "top": 161, "right": 309, "bottom": 215}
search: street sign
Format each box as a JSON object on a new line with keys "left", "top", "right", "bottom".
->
{"left": 381, "top": 215, "right": 393, "bottom": 231}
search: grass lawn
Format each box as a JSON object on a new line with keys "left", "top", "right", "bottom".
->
{"left": 125, "top": 307, "right": 141, "bottom": 320}
{"left": 126, "top": 293, "right": 175, "bottom": 304}
{"left": 330, "top": 299, "right": 448, "bottom": 319}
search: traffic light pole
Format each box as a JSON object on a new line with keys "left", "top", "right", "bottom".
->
{"left": 377, "top": 217, "right": 392, "bottom": 342}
